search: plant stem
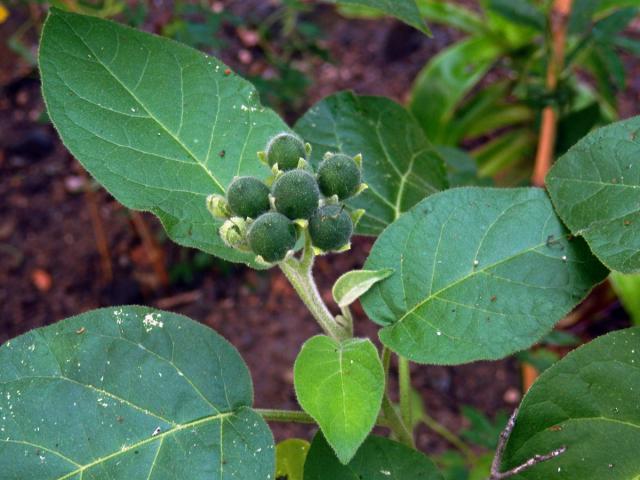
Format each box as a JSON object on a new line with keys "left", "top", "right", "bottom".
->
{"left": 422, "top": 413, "right": 477, "bottom": 464}
{"left": 381, "top": 396, "right": 415, "bottom": 448}
{"left": 279, "top": 233, "right": 349, "bottom": 341}
{"left": 398, "top": 356, "right": 412, "bottom": 428}
{"left": 381, "top": 347, "right": 415, "bottom": 448}
{"left": 257, "top": 408, "right": 390, "bottom": 427}
{"left": 256, "top": 409, "right": 317, "bottom": 424}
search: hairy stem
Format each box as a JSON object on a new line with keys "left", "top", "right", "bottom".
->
{"left": 381, "top": 347, "right": 415, "bottom": 448}
{"left": 381, "top": 396, "right": 415, "bottom": 448}
{"left": 422, "top": 413, "right": 477, "bottom": 464}
{"left": 279, "top": 233, "right": 349, "bottom": 340}
{"left": 257, "top": 408, "right": 390, "bottom": 427}
{"left": 398, "top": 356, "right": 412, "bottom": 429}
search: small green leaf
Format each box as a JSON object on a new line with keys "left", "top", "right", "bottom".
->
{"left": 303, "top": 432, "right": 443, "bottom": 480}
{"left": 503, "top": 327, "right": 640, "bottom": 479}
{"left": 295, "top": 92, "right": 448, "bottom": 236}
{"left": 361, "top": 187, "right": 608, "bottom": 365}
{"left": 610, "top": 271, "right": 640, "bottom": 325}
{"left": 333, "top": 268, "right": 394, "bottom": 308}
{"left": 275, "top": 439, "right": 309, "bottom": 480}
{"left": 0, "top": 306, "right": 274, "bottom": 479}
{"left": 294, "top": 335, "right": 384, "bottom": 464}
{"left": 324, "top": 0, "right": 430, "bottom": 34}
{"left": 546, "top": 116, "right": 640, "bottom": 273}
{"left": 40, "top": 9, "right": 289, "bottom": 267}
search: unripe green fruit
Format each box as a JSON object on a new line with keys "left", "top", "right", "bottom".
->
{"left": 247, "top": 212, "right": 297, "bottom": 262}
{"left": 308, "top": 205, "right": 353, "bottom": 252}
{"left": 226, "top": 176, "right": 271, "bottom": 219}
{"left": 266, "top": 133, "right": 306, "bottom": 171}
{"left": 272, "top": 170, "right": 320, "bottom": 220}
{"left": 317, "top": 154, "right": 361, "bottom": 200}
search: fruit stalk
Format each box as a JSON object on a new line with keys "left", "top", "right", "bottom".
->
{"left": 280, "top": 232, "right": 350, "bottom": 341}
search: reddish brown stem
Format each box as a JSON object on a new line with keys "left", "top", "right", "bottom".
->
{"left": 532, "top": 0, "right": 573, "bottom": 187}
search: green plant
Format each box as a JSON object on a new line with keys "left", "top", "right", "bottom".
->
{"left": 406, "top": 0, "right": 640, "bottom": 182}
{"left": 2, "top": 6, "right": 640, "bottom": 480}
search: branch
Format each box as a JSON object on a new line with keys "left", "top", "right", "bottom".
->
{"left": 532, "top": 0, "right": 573, "bottom": 186}
{"left": 489, "top": 408, "right": 567, "bottom": 480}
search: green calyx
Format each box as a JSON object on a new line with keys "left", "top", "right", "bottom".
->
{"left": 317, "top": 153, "right": 362, "bottom": 200}
{"left": 226, "top": 176, "right": 271, "bottom": 219}
{"left": 247, "top": 212, "right": 298, "bottom": 263}
{"left": 265, "top": 132, "right": 307, "bottom": 171}
{"left": 272, "top": 169, "right": 320, "bottom": 220}
{"left": 308, "top": 204, "right": 353, "bottom": 252}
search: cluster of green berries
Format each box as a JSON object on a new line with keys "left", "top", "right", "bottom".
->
{"left": 207, "top": 133, "right": 366, "bottom": 264}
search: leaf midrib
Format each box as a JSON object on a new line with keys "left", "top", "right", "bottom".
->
{"left": 58, "top": 15, "right": 226, "bottom": 194}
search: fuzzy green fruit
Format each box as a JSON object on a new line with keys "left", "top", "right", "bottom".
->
{"left": 317, "top": 153, "right": 361, "bottom": 200}
{"left": 308, "top": 205, "right": 353, "bottom": 252}
{"left": 247, "top": 212, "right": 297, "bottom": 262}
{"left": 226, "top": 176, "right": 271, "bottom": 219}
{"left": 266, "top": 133, "right": 307, "bottom": 171}
{"left": 272, "top": 170, "right": 320, "bottom": 220}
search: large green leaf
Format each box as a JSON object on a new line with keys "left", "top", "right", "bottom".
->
{"left": 361, "top": 187, "right": 608, "bottom": 365}
{"left": 546, "top": 116, "right": 640, "bottom": 273}
{"left": 0, "top": 306, "right": 274, "bottom": 479}
{"left": 40, "top": 9, "right": 289, "bottom": 266}
{"left": 303, "top": 432, "right": 443, "bottom": 480}
{"left": 416, "top": 0, "right": 486, "bottom": 35}
{"left": 295, "top": 92, "right": 447, "bottom": 236}
{"left": 324, "top": 0, "right": 430, "bottom": 34}
{"left": 502, "top": 327, "right": 640, "bottom": 479}
{"left": 293, "top": 335, "right": 384, "bottom": 464}
{"left": 410, "top": 37, "right": 503, "bottom": 144}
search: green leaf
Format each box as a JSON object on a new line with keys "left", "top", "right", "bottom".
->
{"left": 293, "top": 335, "right": 384, "bottom": 464}
{"left": 332, "top": 269, "right": 394, "bottom": 308}
{"left": 485, "top": 0, "right": 546, "bottom": 31}
{"left": 610, "top": 271, "right": 640, "bottom": 325}
{"left": 295, "top": 92, "right": 448, "bottom": 236}
{"left": 503, "top": 327, "right": 640, "bottom": 479}
{"left": 323, "top": 0, "right": 430, "bottom": 35}
{"left": 416, "top": 0, "right": 485, "bottom": 35}
{"left": 304, "top": 432, "right": 443, "bottom": 479}
{"left": 275, "top": 439, "right": 309, "bottom": 480}
{"left": 0, "top": 306, "right": 274, "bottom": 479}
{"left": 40, "top": 9, "right": 289, "bottom": 267}
{"left": 546, "top": 116, "right": 640, "bottom": 273}
{"left": 410, "top": 37, "right": 503, "bottom": 144}
{"left": 361, "top": 187, "right": 608, "bottom": 365}
{"left": 436, "top": 146, "right": 490, "bottom": 188}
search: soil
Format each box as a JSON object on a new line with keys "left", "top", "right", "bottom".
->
{"left": 0, "top": 0, "right": 634, "bottom": 457}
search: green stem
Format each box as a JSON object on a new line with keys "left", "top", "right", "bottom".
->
{"left": 257, "top": 408, "right": 390, "bottom": 427}
{"left": 422, "top": 413, "right": 477, "bottom": 464}
{"left": 381, "top": 347, "right": 415, "bottom": 448}
{"left": 279, "top": 233, "right": 349, "bottom": 341}
{"left": 256, "top": 409, "right": 316, "bottom": 424}
{"left": 398, "top": 356, "right": 412, "bottom": 428}
{"left": 381, "top": 396, "right": 415, "bottom": 448}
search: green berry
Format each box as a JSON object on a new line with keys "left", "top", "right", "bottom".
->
{"left": 226, "top": 176, "right": 270, "bottom": 219}
{"left": 317, "top": 153, "right": 361, "bottom": 200}
{"left": 308, "top": 205, "right": 353, "bottom": 252}
{"left": 272, "top": 170, "right": 320, "bottom": 220}
{"left": 266, "top": 133, "right": 307, "bottom": 171}
{"left": 247, "top": 212, "right": 297, "bottom": 262}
